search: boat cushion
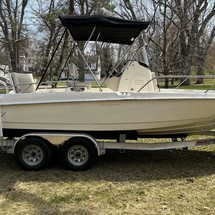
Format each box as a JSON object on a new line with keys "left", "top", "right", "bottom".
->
{"left": 11, "top": 73, "right": 36, "bottom": 93}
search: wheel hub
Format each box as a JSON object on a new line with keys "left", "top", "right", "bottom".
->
{"left": 68, "top": 145, "right": 89, "bottom": 166}
{"left": 22, "top": 145, "right": 44, "bottom": 166}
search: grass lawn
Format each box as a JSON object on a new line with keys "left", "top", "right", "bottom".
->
{"left": 157, "top": 76, "right": 215, "bottom": 91}
{"left": 1, "top": 141, "right": 215, "bottom": 214}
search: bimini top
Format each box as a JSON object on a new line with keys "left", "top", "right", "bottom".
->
{"left": 59, "top": 15, "right": 150, "bottom": 45}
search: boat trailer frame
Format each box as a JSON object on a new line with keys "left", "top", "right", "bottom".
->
{"left": 1, "top": 131, "right": 215, "bottom": 155}
{"left": 1, "top": 131, "right": 215, "bottom": 170}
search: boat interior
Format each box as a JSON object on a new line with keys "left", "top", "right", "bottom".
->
{"left": 5, "top": 60, "right": 159, "bottom": 94}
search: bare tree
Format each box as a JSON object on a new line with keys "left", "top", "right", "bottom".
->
{"left": 122, "top": 0, "right": 215, "bottom": 87}
{"left": 31, "top": 0, "right": 67, "bottom": 80}
{"left": 0, "top": 0, "right": 29, "bottom": 73}
{"left": 150, "top": 0, "right": 181, "bottom": 88}
{"left": 172, "top": 0, "right": 215, "bottom": 85}
{"left": 118, "top": 0, "right": 215, "bottom": 87}
{"left": 115, "top": 1, "right": 179, "bottom": 87}
{"left": 196, "top": 6, "right": 215, "bottom": 84}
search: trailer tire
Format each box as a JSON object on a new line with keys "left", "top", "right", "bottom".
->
{"left": 14, "top": 137, "right": 52, "bottom": 171}
{"left": 60, "top": 138, "right": 97, "bottom": 171}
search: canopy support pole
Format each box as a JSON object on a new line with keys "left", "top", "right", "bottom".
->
{"left": 36, "top": 28, "right": 67, "bottom": 90}
{"left": 55, "top": 45, "right": 75, "bottom": 86}
{"left": 69, "top": 34, "right": 102, "bottom": 91}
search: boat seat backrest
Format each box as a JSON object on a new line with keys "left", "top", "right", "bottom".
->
{"left": 11, "top": 72, "right": 36, "bottom": 93}
{"left": 118, "top": 61, "right": 156, "bottom": 92}
{"left": 68, "top": 63, "right": 79, "bottom": 78}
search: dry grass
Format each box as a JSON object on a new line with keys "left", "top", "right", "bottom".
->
{"left": 1, "top": 145, "right": 215, "bottom": 215}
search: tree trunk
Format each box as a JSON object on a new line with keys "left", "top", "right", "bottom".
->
{"left": 77, "top": 42, "right": 85, "bottom": 82}
{"left": 164, "top": 78, "right": 169, "bottom": 88}
{"left": 196, "top": 46, "right": 205, "bottom": 84}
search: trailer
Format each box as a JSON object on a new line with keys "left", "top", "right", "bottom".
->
{"left": 1, "top": 131, "right": 215, "bottom": 171}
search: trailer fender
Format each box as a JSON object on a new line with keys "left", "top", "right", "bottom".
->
{"left": 12, "top": 132, "right": 102, "bottom": 156}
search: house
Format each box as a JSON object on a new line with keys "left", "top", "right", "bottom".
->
{"left": 19, "top": 50, "right": 33, "bottom": 73}
{"left": 84, "top": 55, "right": 101, "bottom": 81}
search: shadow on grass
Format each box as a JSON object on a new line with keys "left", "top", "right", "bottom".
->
{"left": 0, "top": 153, "right": 94, "bottom": 214}
{"left": 1, "top": 147, "right": 215, "bottom": 182}
{"left": 0, "top": 148, "right": 215, "bottom": 214}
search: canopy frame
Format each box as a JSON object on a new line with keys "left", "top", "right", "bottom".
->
{"left": 36, "top": 15, "right": 150, "bottom": 90}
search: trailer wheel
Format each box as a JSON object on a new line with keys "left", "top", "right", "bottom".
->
{"left": 14, "top": 137, "right": 52, "bottom": 171}
{"left": 61, "top": 138, "right": 97, "bottom": 171}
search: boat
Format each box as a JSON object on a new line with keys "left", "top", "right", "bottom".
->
{"left": 1, "top": 14, "right": 215, "bottom": 140}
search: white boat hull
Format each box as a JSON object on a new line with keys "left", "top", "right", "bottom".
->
{"left": 1, "top": 91, "right": 215, "bottom": 138}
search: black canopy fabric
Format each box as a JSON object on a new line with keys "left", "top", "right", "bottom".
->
{"left": 59, "top": 15, "right": 150, "bottom": 45}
